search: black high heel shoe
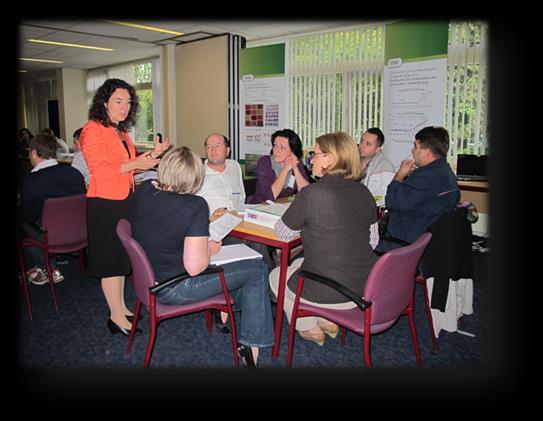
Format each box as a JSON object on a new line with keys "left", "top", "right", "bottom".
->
{"left": 213, "top": 310, "right": 230, "bottom": 334}
{"left": 107, "top": 318, "right": 142, "bottom": 337}
{"left": 126, "top": 314, "right": 143, "bottom": 323}
{"left": 237, "top": 344, "right": 256, "bottom": 368}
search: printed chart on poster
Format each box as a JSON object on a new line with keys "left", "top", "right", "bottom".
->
{"left": 383, "top": 57, "right": 447, "bottom": 168}
{"left": 382, "top": 21, "right": 449, "bottom": 169}
{"left": 239, "top": 44, "right": 287, "bottom": 176}
{"left": 240, "top": 76, "right": 286, "bottom": 162}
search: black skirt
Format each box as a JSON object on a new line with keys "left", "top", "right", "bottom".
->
{"left": 86, "top": 195, "right": 132, "bottom": 278}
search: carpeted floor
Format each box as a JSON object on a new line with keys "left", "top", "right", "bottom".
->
{"left": 16, "top": 251, "right": 488, "bottom": 369}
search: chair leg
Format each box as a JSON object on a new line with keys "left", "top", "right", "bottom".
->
{"left": 144, "top": 326, "right": 157, "bottom": 368}
{"left": 287, "top": 313, "right": 298, "bottom": 368}
{"left": 17, "top": 244, "right": 33, "bottom": 320}
{"left": 44, "top": 262, "right": 59, "bottom": 313}
{"left": 205, "top": 310, "right": 213, "bottom": 334}
{"left": 79, "top": 249, "right": 86, "bottom": 272}
{"left": 418, "top": 278, "right": 439, "bottom": 354}
{"left": 21, "top": 274, "right": 33, "bottom": 320}
{"left": 224, "top": 304, "right": 239, "bottom": 368}
{"left": 127, "top": 301, "right": 142, "bottom": 353}
{"left": 407, "top": 302, "right": 423, "bottom": 368}
{"left": 341, "top": 327, "right": 347, "bottom": 348}
{"left": 362, "top": 308, "right": 373, "bottom": 367}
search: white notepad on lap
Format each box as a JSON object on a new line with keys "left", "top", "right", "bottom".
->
{"left": 210, "top": 244, "right": 263, "bottom": 265}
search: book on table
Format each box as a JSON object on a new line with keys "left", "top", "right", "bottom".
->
{"left": 243, "top": 202, "right": 291, "bottom": 229}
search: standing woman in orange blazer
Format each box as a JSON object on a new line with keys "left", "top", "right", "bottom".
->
{"left": 81, "top": 78, "right": 171, "bottom": 336}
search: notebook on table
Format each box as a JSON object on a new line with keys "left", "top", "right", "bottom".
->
{"left": 456, "top": 154, "right": 488, "bottom": 181}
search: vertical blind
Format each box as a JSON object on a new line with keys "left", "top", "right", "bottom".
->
{"left": 445, "top": 21, "right": 488, "bottom": 160}
{"left": 287, "top": 24, "right": 385, "bottom": 148}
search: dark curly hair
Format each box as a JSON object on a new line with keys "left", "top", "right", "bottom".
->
{"left": 270, "top": 128, "right": 303, "bottom": 159}
{"left": 88, "top": 78, "right": 139, "bottom": 131}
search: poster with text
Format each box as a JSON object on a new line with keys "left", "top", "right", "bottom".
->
{"left": 382, "top": 21, "right": 449, "bottom": 169}
{"left": 239, "top": 44, "right": 286, "bottom": 174}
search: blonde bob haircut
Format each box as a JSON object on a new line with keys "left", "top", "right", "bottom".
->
{"left": 156, "top": 146, "right": 204, "bottom": 194}
{"left": 316, "top": 131, "right": 363, "bottom": 181}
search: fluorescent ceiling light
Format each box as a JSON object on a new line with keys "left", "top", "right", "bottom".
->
{"left": 27, "top": 39, "right": 114, "bottom": 51}
{"left": 17, "top": 69, "right": 28, "bottom": 73}
{"left": 103, "top": 20, "right": 184, "bottom": 36}
{"left": 19, "top": 57, "right": 64, "bottom": 64}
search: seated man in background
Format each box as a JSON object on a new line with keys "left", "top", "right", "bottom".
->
{"left": 359, "top": 127, "right": 395, "bottom": 206}
{"left": 358, "top": 127, "right": 395, "bottom": 248}
{"left": 19, "top": 133, "right": 86, "bottom": 284}
{"left": 376, "top": 126, "right": 459, "bottom": 253}
{"left": 197, "top": 133, "right": 245, "bottom": 219}
{"left": 70, "top": 127, "right": 90, "bottom": 187}
{"left": 42, "top": 128, "right": 70, "bottom": 157}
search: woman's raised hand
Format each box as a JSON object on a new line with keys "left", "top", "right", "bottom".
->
{"left": 153, "top": 134, "right": 172, "bottom": 157}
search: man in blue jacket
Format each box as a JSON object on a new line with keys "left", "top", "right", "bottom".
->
{"left": 376, "top": 126, "right": 459, "bottom": 252}
{"left": 19, "top": 133, "right": 86, "bottom": 284}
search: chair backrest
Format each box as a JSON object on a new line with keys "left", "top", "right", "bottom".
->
{"left": 41, "top": 193, "right": 87, "bottom": 247}
{"left": 116, "top": 219, "right": 156, "bottom": 307}
{"left": 363, "top": 232, "right": 432, "bottom": 326}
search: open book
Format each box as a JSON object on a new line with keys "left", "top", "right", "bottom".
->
{"left": 209, "top": 212, "right": 243, "bottom": 242}
{"left": 210, "top": 244, "right": 263, "bottom": 265}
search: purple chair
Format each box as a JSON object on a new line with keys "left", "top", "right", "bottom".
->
{"left": 287, "top": 232, "right": 432, "bottom": 368}
{"left": 18, "top": 193, "right": 87, "bottom": 313}
{"left": 116, "top": 219, "right": 239, "bottom": 368}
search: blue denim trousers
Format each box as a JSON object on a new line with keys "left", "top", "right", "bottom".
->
{"left": 156, "top": 258, "right": 274, "bottom": 349}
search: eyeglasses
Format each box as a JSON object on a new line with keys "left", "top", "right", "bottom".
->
{"left": 308, "top": 151, "right": 326, "bottom": 161}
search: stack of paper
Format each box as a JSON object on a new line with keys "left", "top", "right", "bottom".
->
{"left": 210, "top": 244, "right": 263, "bottom": 265}
{"left": 243, "top": 202, "right": 290, "bottom": 229}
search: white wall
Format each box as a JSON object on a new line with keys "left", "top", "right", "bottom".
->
{"left": 56, "top": 68, "right": 88, "bottom": 147}
{"left": 175, "top": 36, "right": 229, "bottom": 157}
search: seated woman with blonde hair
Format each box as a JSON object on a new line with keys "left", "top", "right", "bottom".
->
{"left": 269, "top": 132, "right": 378, "bottom": 345}
{"left": 130, "top": 146, "right": 274, "bottom": 368}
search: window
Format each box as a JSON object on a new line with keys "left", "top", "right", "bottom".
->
{"left": 133, "top": 61, "right": 154, "bottom": 144}
{"left": 284, "top": 21, "right": 488, "bottom": 159}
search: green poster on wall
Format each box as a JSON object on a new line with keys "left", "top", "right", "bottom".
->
{"left": 239, "top": 44, "right": 286, "bottom": 172}
{"left": 383, "top": 21, "right": 449, "bottom": 168}
{"left": 385, "top": 21, "right": 448, "bottom": 62}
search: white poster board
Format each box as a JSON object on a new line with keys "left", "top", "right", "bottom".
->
{"left": 383, "top": 57, "right": 447, "bottom": 169}
{"left": 239, "top": 74, "right": 287, "bottom": 158}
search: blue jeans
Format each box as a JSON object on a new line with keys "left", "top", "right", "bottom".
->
{"left": 156, "top": 259, "right": 274, "bottom": 349}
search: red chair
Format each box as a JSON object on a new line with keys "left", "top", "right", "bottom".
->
{"left": 287, "top": 232, "right": 432, "bottom": 368}
{"left": 18, "top": 193, "right": 87, "bottom": 313}
{"left": 116, "top": 218, "right": 239, "bottom": 368}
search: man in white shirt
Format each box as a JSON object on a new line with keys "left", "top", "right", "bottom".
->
{"left": 197, "top": 133, "right": 246, "bottom": 218}
{"left": 359, "top": 128, "right": 395, "bottom": 248}
{"left": 359, "top": 128, "right": 395, "bottom": 206}
{"left": 198, "top": 132, "right": 275, "bottom": 276}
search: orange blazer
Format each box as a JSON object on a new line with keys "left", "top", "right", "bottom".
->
{"left": 80, "top": 120, "right": 136, "bottom": 200}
